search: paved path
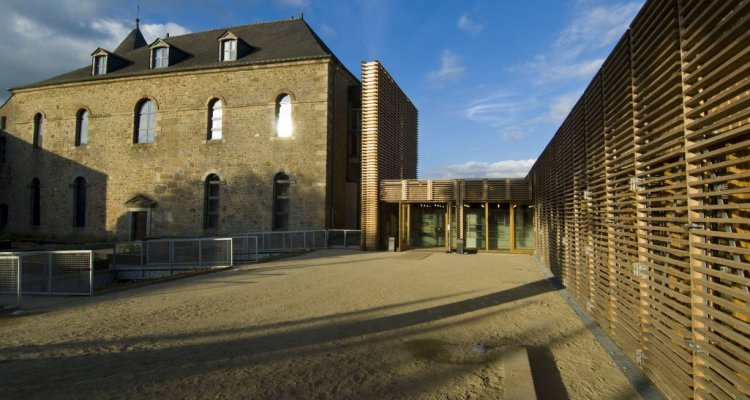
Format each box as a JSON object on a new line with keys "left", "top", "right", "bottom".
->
{"left": 0, "top": 250, "right": 641, "bottom": 399}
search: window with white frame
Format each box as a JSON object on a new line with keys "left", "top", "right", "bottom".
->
{"left": 31, "top": 178, "right": 41, "bottom": 226}
{"left": 33, "top": 113, "right": 43, "bottom": 148}
{"left": 222, "top": 39, "right": 237, "bottom": 61}
{"left": 152, "top": 47, "right": 169, "bottom": 68}
{"left": 204, "top": 174, "right": 220, "bottom": 229}
{"left": 273, "top": 172, "right": 290, "bottom": 230}
{"left": 73, "top": 177, "right": 86, "bottom": 227}
{"left": 208, "top": 99, "right": 223, "bottom": 140}
{"left": 94, "top": 55, "right": 107, "bottom": 75}
{"left": 135, "top": 100, "right": 156, "bottom": 144}
{"left": 276, "top": 94, "right": 292, "bottom": 138}
{"left": 75, "top": 109, "right": 89, "bottom": 146}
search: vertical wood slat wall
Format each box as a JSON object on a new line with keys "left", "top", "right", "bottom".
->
{"left": 529, "top": 1, "right": 750, "bottom": 398}
{"left": 360, "top": 61, "right": 418, "bottom": 250}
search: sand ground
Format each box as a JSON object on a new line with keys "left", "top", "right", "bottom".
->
{"left": 0, "top": 250, "right": 641, "bottom": 399}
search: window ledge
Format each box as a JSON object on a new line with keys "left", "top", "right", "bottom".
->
{"left": 270, "top": 136, "right": 295, "bottom": 141}
{"left": 202, "top": 139, "right": 226, "bottom": 144}
{"left": 131, "top": 142, "right": 156, "bottom": 147}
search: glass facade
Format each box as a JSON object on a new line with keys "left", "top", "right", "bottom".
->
{"left": 463, "top": 204, "right": 485, "bottom": 250}
{"left": 514, "top": 204, "right": 534, "bottom": 250}
{"left": 410, "top": 204, "right": 446, "bottom": 247}
{"left": 488, "top": 203, "right": 511, "bottom": 250}
{"left": 403, "top": 202, "right": 533, "bottom": 252}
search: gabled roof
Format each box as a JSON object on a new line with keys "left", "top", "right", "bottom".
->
{"left": 125, "top": 194, "right": 157, "bottom": 208}
{"left": 14, "top": 18, "right": 336, "bottom": 90}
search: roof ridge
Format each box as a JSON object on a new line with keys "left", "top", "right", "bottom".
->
{"left": 159, "top": 17, "right": 306, "bottom": 41}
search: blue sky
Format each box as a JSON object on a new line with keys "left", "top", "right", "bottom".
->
{"left": 0, "top": 0, "right": 643, "bottom": 178}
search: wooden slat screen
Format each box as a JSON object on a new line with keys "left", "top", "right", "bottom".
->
{"left": 379, "top": 178, "right": 530, "bottom": 204}
{"left": 360, "top": 61, "right": 418, "bottom": 250}
{"left": 529, "top": 0, "right": 750, "bottom": 398}
{"left": 680, "top": 0, "right": 750, "bottom": 398}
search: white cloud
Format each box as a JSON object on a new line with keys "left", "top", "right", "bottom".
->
{"left": 516, "top": 1, "right": 641, "bottom": 85}
{"left": 521, "top": 55, "right": 604, "bottom": 84}
{"left": 457, "top": 15, "right": 483, "bottom": 35}
{"left": 557, "top": 1, "right": 643, "bottom": 50}
{"left": 320, "top": 23, "right": 336, "bottom": 37}
{"left": 543, "top": 92, "right": 581, "bottom": 125}
{"left": 427, "top": 49, "right": 466, "bottom": 87}
{"left": 276, "top": 0, "right": 311, "bottom": 7}
{"left": 140, "top": 22, "right": 192, "bottom": 41}
{"left": 427, "top": 159, "right": 537, "bottom": 179}
{"left": 0, "top": 3, "right": 190, "bottom": 102}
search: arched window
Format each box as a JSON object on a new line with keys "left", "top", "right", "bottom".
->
{"left": 0, "top": 204, "right": 8, "bottom": 228}
{"left": 73, "top": 177, "right": 86, "bottom": 227}
{"left": 275, "top": 94, "right": 292, "bottom": 138}
{"left": 31, "top": 178, "right": 41, "bottom": 226}
{"left": 208, "top": 99, "right": 223, "bottom": 140}
{"left": 135, "top": 100, "right": 156, "bottom": 144}
{"left": 273, "top": 172, "right": 290, "bottom": 231}
{"left": 0, "top": 135, "right": 6, "bottom": 163}
{"left": 204, "top": 174, "right": 220, "bottom": 229}
{"left": 75, "top": 109, "right": 89, "bottom": 146}
{"left": 33, "top": 113, "right": 43, "bottom": 148}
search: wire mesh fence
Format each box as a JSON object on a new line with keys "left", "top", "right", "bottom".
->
{"left": 0, "top": 256, "right": 21, "bottom": 308}
{"left": 0, "top": 251, "right": 92, "bottom": 296}
{"left": 113, "top": 238, "right": 233, "bottom": 279}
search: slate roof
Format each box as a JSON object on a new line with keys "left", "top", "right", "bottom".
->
{"left": 14, "top": 18, "right": 335, "bottom": 90}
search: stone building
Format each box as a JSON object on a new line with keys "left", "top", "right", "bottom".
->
{"left": 0, "top": 18, "right": 417, "bottom": 242}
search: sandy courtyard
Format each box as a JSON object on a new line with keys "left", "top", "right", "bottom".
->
{"left": 1, "top": 250, "right": 641, "bottom": 399}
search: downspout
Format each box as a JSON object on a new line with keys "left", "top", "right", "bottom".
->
{"left": 327, "top": 61, "right": 338, "bottom": 229}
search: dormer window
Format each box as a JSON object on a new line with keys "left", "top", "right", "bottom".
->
{"left": 94, "top": 55, "right": 107, "bottom": 75}
{"left": 152, "top": 47, "right": 169, "bottom": 68}
{"left": 90, "top": 48, "right": 115, "bottom": 76}
{"left": 222, "top": 39, "right": 237, "bottom": 61}
{"left": 218, "top": 31, "right": 245, "bottom": 62}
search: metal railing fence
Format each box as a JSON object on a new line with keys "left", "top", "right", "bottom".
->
{"left": 112, "top": 230, "right": 362, "bottom": 279}
{"left": 112, "top": 238, "right": 233, "bottom": 279}
{"left": 0, "top": 251, "right": 93, "bottom": 296}
{"left": 0, "top": 256, "right": 21, "bottom": 308}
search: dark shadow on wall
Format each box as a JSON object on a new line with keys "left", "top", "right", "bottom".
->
{"left": 0, "top": 133, "right": 109, "bottom": 242}
{"left": 108, "top": 168, "right": 329, "bottom": 240}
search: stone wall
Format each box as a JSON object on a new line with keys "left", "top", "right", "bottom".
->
{"left": 0, "top": 58, "right": 352, "bottom": 241}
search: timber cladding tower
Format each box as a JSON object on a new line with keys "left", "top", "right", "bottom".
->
{"left": 360, "top": 61, "right": 419, "bottom": 251}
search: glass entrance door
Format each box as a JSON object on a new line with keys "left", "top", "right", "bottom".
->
{"left": 410, "top": 204, "right": 446, "bottom": 247}
{"left": 488, "top": 203, "right": 511, "bottom": 250}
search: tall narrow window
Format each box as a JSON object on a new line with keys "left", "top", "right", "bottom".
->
{"left": 152, "top": 47, "right": 169, "bottom": 68}
{"left": 135, "top": 100, "right": 156, "bottom": 143}
{"left": 273, "top": 172, "right": 290, "bottom": 230}
{"left": 222, "top": 40, "right": 237, "bottom": 61}
{"left": 0, "top": 204, "right": 8, "bottom": 228}
{"left": 31, "top": 178, "right": 41, "bottom": 226}
{"left": 204, "top": 174, "right": 220, "bottom": 229}
{"left": 75, "top": 109, "right": 89, "bottom": 146}
{"left": 33, "top": 113, "right": 43, "bottom": 148}
{"left": 0, "top": 136, "right": 6, "bottom": 163}
{"left": 276, "top": 94, "right": 292, "bottom": 138}
{"left": 73, "top": 177, "right": 86, "bottom": 227}
{"left": 94, "top": 55, "right": 107, "bottom": 75}
{"left": 208, "top": 99, "right": 223, "bottom": 140}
